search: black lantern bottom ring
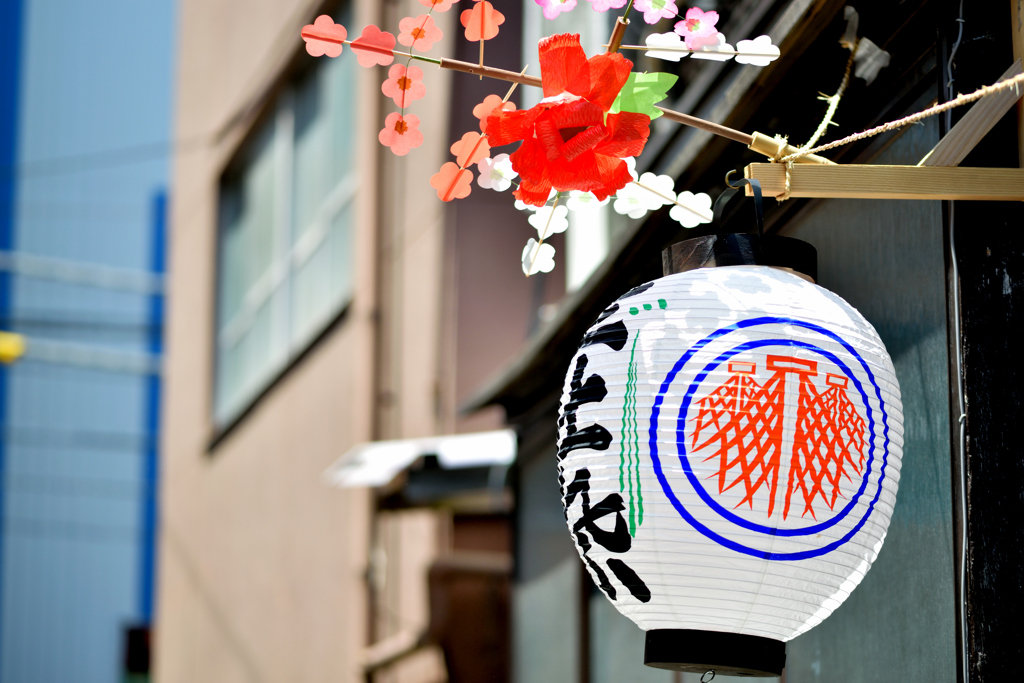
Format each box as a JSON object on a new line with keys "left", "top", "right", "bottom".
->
{"left": 644, "top": 629, "right": 786, "bottom": 677}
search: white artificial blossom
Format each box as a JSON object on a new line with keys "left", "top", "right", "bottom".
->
{"left": 644, "top": 32, "right": 688, "bottom": 62}
{"left": 671, "top": 191, "right": 714, "bottom": 228}
{"left": 566, "top": 190, "right": 610, "bottom": 212}
{"left": 735, "top": 35, "right": 781, "bottom": 66}
{"left": 644, "top": 32, "right": 779, "bottom": 65}
{"left": 522, "top": 238, "right": 556, "bottom": 275}
{"left": 613, "top": 172, "right": 714, "bottom": 227}
{"left": 477, "top": 153, "right": 517, "bottom": 191}
{"left": 635, "top": 172, "right": 677, "bottom": 207}
{"left": 613, "top": 183, "right": 657, "bottom": 219}
{"left": 528, "top": 204, "right": 570, "bottom": 239}
{"left": 691, "top": 32, "right": 735, "bottom": 61}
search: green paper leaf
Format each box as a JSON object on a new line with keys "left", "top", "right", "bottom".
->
{"left": 610, "top": 72, "right": 679, "bottom": 120}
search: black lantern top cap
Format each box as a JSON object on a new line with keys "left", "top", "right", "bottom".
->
{"left": 662, "top": 234, "right": 818, "bottom": 283}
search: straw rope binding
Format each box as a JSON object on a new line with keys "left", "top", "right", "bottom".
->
{"left": 780, "top": 71, "right": 1024, "bottom": 163}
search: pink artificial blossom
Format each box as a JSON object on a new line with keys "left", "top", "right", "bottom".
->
{"left": 472, "top": 94, "right": 516, "bottom": 133}
{"left": 398, "top": 15, "right": 444, "bottom": 52}
{"left": 301, "top": 15, "right": 347, "bottom": 58}
{"left": 534, "top": 0, "right": 578, "bottom": 21}
{"left": 674, "top": 7, "right": 720, "bottom": 48}
{"left": 350, "top": 25, "right": 396, "bottom": 67}
{"left": 381, "top": 65, "right": 427, "bottom": 108}
{"left": 588, "top": 0, "right": 629, "bottom": 12}
{"left": 379, "top": 113, "right": 424, "bottom": 156}
{"left": 634, "top": 0, "right": 679, "bottom": 24}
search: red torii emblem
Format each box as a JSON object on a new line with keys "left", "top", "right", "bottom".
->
{"left": 690, "top": 355, "right": 867, "bottom": 520}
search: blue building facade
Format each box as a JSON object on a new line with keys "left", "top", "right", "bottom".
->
{"left": 0, "top": 1, "right": 174, "bottom": 681}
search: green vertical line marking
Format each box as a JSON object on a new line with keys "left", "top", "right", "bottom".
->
{"left": 630, "top": 342, "right": 638, "bottom": 532}
{"left": 627, "top": 341, "right": 635, "bottom": 535}
{"left": 618, "top": 334, "right": 632, "bottom": 532}
{"left": 618, "top": 346, "right": 628, "bottom": 494}
{"left": 625, "top": 348, "right": 635, "bottom": 535}
{"left": 621, "top": 334, "right": 641, "bottom": 536}
{"left": 631, "top": 335, "right": 643, "bottom": 529}
{"left": 629, "top": 347, "right": 638, "bottom": 535}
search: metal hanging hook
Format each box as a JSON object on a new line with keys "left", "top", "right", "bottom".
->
{"left": 713, "top": 170, "right": 764, "bottom": 241}
{"left": 701, "top": 670, "right": 717, "bottom": 683}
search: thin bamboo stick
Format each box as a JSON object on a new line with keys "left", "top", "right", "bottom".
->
{"left": 654, "top": 107, "right": 753, "bottom": 145}
{"left": 439, "top": 58, "right": 542, "bottom": 87}
{"left": 612, "top": 44, "right": 780, "bottom": 58}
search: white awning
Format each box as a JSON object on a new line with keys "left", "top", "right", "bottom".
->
{"left": 323, "top": 429, "right": 517, "bottom": 489}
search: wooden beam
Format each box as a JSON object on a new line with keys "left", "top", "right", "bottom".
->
{"left": 919, "top": 59, "right": 1023, "bottom": 167}
{"left": 744, "top": 163, "right": 1024, "bottom": 200}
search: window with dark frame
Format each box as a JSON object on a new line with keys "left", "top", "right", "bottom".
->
{"left": 213, "top": 5, "right": 357, "bottom": 428}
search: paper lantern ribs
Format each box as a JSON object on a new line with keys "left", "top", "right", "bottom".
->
{"left": 558, "top": 236, "right": 903, "bottom": 675}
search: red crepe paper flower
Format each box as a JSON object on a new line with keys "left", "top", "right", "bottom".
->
{"left": 379, "top": 113, "right": 424, "bottom": 156}
{"left": 419, "top": 0, "right": 457, "bottom": 10}
{"left": 351, "top": 25, "right": 396, "bottom": 67}
{"left": 431, "top": 162, "right": 474, "bottom": 201}
{"left": 382, "top": 64, "right": 426, "bottom": 107}
{"left": 461, "top": 1, "right": 505, "bottom": 42}
{"left": 473, "top": 94, "right": 516, "bottom": 133}
{"left": 301, "top": 15, "right": 347, "bottom": 58}
{"left": 398, "top": 15, "right": 444, "bottom": 52}
{"left": 485, "top": 34, "right": 651, "bottom": 206}
{"left": 450, "top": 132, "right": 492, "bottom": 167}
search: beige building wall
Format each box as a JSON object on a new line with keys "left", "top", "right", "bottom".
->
{"left": 156, "top": 0, "right": 456, "bottom": 681}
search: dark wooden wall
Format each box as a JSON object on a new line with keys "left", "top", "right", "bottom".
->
{"left": 942, "top": 1, "right": 1024, "bottom": 679}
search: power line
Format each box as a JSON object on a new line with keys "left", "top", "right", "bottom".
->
{"left": 2, "top": 518, "right": 138, "bottom": 544}
{"left": 0, "top": 316, "right": 162, "bottom": 333}
{"left": 4, "top": 473, "right": 147, "bottom": 500}
{"left": 0, "top": 250, "right": 164, "bottom": 294}
{"left": 0, "top": 132, "right": 210, "bottom": 180}
{"left": 21, "top": 337, "right": 160, "bottom": 375}
{"left": 2, "top": 426, "right": 153, "bottom": 453}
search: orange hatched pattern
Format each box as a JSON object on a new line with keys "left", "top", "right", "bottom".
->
{"left": 690, "top": 361, "right": 786, "bottom": 517}
{"left": 690, "top": 356, "right": 867, "bottom": 521}
{"left": 785, "top": 371, "right": 867, "bottom": 520}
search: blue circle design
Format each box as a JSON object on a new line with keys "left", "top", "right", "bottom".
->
{"left": 679, "top": 340, "right": 872, "bottom": 536}
{"left": 647, "top": 317, "right": 893, "bottom": 561}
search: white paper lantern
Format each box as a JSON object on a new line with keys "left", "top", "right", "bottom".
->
{"left": 557, "top": 265, "right": 903, "bottom": 673}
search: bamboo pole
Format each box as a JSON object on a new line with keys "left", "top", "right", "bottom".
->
{"left": 439, "top": 58, "right": 542, "bottom": 87}
{"left": 606, "top": 18, "right": 629, "bottom": 54}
